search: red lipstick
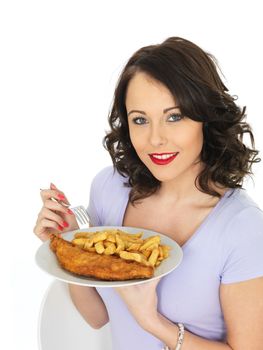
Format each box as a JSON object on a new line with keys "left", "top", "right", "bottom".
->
{"left": 149, "top": 152, "right": 179, "bottom": 165}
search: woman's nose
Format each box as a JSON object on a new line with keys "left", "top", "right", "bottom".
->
{"left": 148, "top": 124, "right": 167, "bottom": 147}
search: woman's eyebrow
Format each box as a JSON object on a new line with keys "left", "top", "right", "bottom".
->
{"left": 127, "top": 106, "right": 180, "bottom": 117}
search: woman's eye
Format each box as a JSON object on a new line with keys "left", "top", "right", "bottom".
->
{"left": 167, "top": 113, "right": 183, "bottom": 122}
{"left": 132, "top": 117, "right": 147, "bottom": 125}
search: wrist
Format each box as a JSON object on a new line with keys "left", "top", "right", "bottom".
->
{"left": 162, "top": 323, "right": 185, "bottom": 350}
{"left": 139, "top": 310, "right": 161, "bottom": 332}
{"left": 136, "top": 309, "right": 159, "bottom": 330}
{"left": 143, "top": 312, "right": 180, "bottom": 349}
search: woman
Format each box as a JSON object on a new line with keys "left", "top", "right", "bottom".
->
{"left": 34, "top": 37, "right": 263, "bottom": 349}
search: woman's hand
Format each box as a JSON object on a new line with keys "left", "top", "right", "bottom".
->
{"left": 33, "top": 183, "right": 78, "bottom": 241}
{"left": 114, "top": 278, "right": 161, "bottom": 329}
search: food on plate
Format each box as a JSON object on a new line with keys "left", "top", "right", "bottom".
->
{"left": 49, "top": 229, "right": 171, "bottom": 281}
{"left": 50, "top": 234, "right": 154, "bottom": 280}
{"left": 71, "top": 229, "right": 171, "bottom": 267}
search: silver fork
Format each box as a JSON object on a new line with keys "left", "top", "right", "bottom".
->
{"left": 70, "top": 205, "right": 90, "bottom": 229}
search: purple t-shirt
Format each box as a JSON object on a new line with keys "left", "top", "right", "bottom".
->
{"left": 87, "top": 166, "right": 263, "bottom": 350}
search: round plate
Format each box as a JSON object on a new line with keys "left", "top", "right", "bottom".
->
{"left": 35, "top": 226, "right": 183, "bottom": 287}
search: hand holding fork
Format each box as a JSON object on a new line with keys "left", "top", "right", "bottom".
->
{"left": 34, "top": 183, "right": 90, "bottom": 242}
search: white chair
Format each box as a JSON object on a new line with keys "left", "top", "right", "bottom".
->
{"left": 38, "top": 280, "right": 112, "bottom": 350}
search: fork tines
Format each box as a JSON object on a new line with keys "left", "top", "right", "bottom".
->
{"left": 71, "top": 205, "right": 90, "bottom": 228}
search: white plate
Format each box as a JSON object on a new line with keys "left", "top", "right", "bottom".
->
{"left": 35, "top": 226, "right": 183, "bottom": 287}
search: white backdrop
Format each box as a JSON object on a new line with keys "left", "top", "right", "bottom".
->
{"left": 1, "top": 1, "right": 262, "bottom": 349}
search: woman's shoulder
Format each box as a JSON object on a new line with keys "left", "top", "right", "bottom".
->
{"left": 88, "top": 166, "right": 130, "bottom": 226}
{"left": 90, "top": 165, "right": 129, "bottom": 193}
{"left": 222, "top": 188, "right": 263, "bottom": 237}
{"left": 223, "top": 188, "right": 262, "bottom": 216}
{"left": 210, "top": 188, "right": 263, "bottom": 242}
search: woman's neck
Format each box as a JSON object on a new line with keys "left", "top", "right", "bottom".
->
{"left": 154, "top": 162, "right": 226, "bottom": 206}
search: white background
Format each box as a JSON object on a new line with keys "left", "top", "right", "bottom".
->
{"left": 0, "top": 1, "right": 262, "bottom": 349}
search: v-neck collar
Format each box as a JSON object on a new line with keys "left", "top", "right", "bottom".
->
{"left": 119, "top": 186, "right": 236, "bottom": 249}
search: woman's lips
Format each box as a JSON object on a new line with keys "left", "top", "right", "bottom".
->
{"left": 149, "top": 152, "right": 179, "bottom": 165}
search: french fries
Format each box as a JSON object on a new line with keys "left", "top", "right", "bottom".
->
{"left": 71, "top": 229, "right": 171, "bottom": 268}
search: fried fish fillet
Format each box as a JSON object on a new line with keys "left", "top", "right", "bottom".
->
{"left": 50, "top": 234, "right": 154, "bottom": 281}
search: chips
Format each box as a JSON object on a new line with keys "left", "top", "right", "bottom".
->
{"left": 71, "top": 229, "right": 171, "bottom": 268}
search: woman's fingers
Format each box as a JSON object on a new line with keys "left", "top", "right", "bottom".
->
{"left": 43, "top": 198, "right": 73, "bottom": 215}
{"left": 38, "top": 207, "right": 70, "bottom": 229}
{"left": 35, "top": 183, "right": 78, "bottom": 242}
{"left": 50, "top": 182, "right": 57, "bottom": 190}
{"left": 39, "top": 218, "right": 63, "bottom": 232}
{"left": 34, "top": 218, "right": 63, "bottom": 241}
{"left": 40, "top": 188, "right": 64, "bottom": 202}
{"left": 50, "top": 183, "right": 71, "bottom": 205}
{"left": 40, "top": 185, "right": 70, "bottom": 206}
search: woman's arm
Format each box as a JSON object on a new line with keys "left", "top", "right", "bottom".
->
{"left": 34, "top": 184, "right": 109, "bottom": 329}
{"left": 144, "top": 276, "right": 263, "bottom": 349}
{"left": 146, "top": 313, "right": 232, "bottom": 349}
{"left": 68, "top": 284, "right": 109, "bottom": 329}
{"left": 220, "top": 276, "right": 263, "bottom": 349}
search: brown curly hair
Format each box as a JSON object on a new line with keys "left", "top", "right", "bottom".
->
{"left": 103, "top": 37, "right": 260, "bottom": 204}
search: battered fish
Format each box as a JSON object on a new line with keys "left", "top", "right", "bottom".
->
{"left": 50, "top": 234, "right": 154, "bottom": 280}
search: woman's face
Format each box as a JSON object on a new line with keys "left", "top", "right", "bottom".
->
{"left": 125, "top": 72, "right": 204, "bottom": 183}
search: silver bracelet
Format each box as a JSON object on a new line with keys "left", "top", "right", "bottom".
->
{"left": 162, "top": 323, "right": 185, "bottom": 350}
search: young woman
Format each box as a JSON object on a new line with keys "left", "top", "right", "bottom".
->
{"left": 34, "top": 37, "right": 263, "bottom": 350}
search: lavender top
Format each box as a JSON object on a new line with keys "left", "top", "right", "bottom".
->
{"left": 87, "top": 166, "right": 263, "bottom": 350}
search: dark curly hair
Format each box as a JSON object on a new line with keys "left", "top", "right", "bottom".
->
{"left": 103, "top": 37, "right": 260, "bottom": 204}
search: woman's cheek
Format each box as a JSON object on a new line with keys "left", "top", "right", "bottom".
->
{"left": 130, "top": 132, "right": 146, "bottom": 153}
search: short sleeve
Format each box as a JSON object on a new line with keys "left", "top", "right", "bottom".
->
{"left": 86, "top": 166, "right": 113, "bottom": 226}
{"left": 221, "top": 206, "right": 263, "bottom": 284}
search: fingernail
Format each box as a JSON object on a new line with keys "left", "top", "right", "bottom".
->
{"left": 62, "top": 221, "right": 69, "bottom": 228}
{"left": 50, "top": 183, "right": 57, "bottom": 190}
{"left": 57, "top": 194, "right": 66, "bottom": 200}
{"left": 58, "top": 225, "right": 64, "bottom": 231}
{"left": 67, "top": 209, "right": 74, "bottom": 215}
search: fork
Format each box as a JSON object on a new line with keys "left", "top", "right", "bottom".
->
{"left": 49, "top": 197, "right": 90, "bottom": 228}
{"left": 70, "top": 205, "right": 90, "bottom": 229}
